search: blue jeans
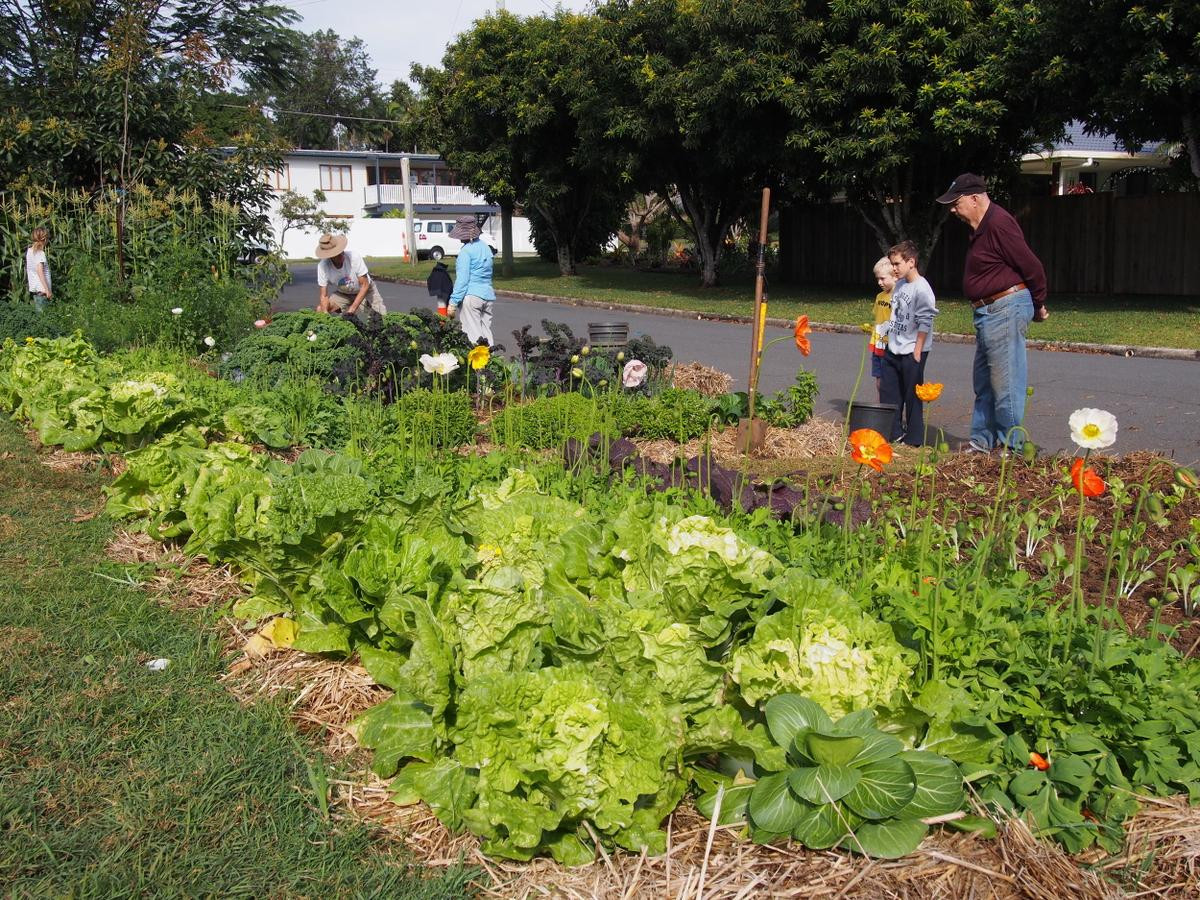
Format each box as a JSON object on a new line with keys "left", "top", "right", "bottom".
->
{"left": 971, "top": 289, "right": 1034, "bottom": 450}
{"left": 31, "top": 292, "right": 47, "bottom": 312}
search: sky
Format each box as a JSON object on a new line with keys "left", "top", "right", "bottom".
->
{"left": 285, "top": 0, "right": 594, "bottom": 87}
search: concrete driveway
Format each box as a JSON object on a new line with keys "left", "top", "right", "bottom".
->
{"left": 276, "top": 265, "right": 1200, "bottom": 464}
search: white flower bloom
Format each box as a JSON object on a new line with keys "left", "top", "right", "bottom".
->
{"left": 419, "top": 352, "right": 459, "bottom": 375}
{"left": 254, "top": 319, "right": 267, "bottom": 328}
{"left": 170, "top": 307, "right": 183, "bottom": 315}
{"left": 1069, "top": 408, "right": 1118, "bottom": 449}
{"left": 306, "top": 331, "right": 317, "bottom": 342}
{"left": 203, "top": 336, "right": 215, "bottom": 348}
{"left": 622, "top": 359, "right": 648, "bottom": 388}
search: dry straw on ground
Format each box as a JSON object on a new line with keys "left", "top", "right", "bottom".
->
{"left": 668, "top": 361, "right": 734, "bottom": 397}
{"left": 634, "top": 416, "right": 844, "bottom": 465}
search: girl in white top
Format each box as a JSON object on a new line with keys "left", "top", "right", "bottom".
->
{"left": 26, "top": 227, "right": 51, "bottom": 312}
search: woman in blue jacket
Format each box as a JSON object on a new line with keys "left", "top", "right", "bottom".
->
{"left": 447, "top": 216, "right": 496, "bottom": 345}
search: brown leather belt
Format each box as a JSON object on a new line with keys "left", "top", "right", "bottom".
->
{"left": 970, "top": 283, "right": 1027, "bottom": 309}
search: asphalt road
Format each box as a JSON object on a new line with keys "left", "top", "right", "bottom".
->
{"left": 277, "top": 265, "right": 1200, "bottom": 464}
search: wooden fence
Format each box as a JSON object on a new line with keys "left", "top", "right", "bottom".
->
{"left": 779, "top": 193, "right": 1200, "bottom": 297}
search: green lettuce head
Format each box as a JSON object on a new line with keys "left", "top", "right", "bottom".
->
{"left": 729, "top": 570, "right": 913, "bottom": 717}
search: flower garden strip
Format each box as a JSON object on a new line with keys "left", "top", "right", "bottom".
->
{"left": 3, "top": 328, "right": 1200, "bottom": 895}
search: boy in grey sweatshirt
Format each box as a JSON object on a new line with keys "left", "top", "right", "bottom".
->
{"left": 881, "top": 240, "right": 938, "bottom": 445}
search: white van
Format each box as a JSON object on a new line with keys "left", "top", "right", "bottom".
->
{"left": 412, "top": 219, "right": 497, "bottom": 261}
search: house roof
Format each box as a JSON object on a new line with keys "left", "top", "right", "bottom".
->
{"left": 1056, "top": 121, "right": 1159, "bottom": 154}
{"left": 283, "top": 148, "right": 442, "bottom": 163}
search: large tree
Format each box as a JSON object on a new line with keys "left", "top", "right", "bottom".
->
{"left": 778, "top": 0, "right": 1070, "bottom": 263}
{"left": 417, "top": 11, "right": 629, "bottom": 276}
{"left": 264, "top": 29, "right": 397, "bottom": 150}
{"left": 0, "top": 0, "right": 297, "bottom": 195}
{"left": 598, "top": 0, "right": 799, "bottom": 287}
{"left": 1048, "top": 0, "right": 1200, "bottom": 180}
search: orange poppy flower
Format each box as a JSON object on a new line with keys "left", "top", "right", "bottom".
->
{"left": 849, "top": 428, "right": 893, "bottom": 472}
{"left": 793, "top": 315, "right": 812, "bottom": 356}
{"left": 1029, "top": 751, "right": 1051, "bottom": 771}
{"left": 914, "top": 382, "right": 944, "bottom": 402}
{"left": 1070, "top": 457, "right": 1106, "bottom": 498}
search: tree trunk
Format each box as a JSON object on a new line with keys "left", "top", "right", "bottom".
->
{"left": 500, "top": 201, "right": 515, "bottom": 278}
{"left": 556, "top": 242, "right": 576, "bottom": 276}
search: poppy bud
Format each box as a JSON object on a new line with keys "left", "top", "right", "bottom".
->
{"left": 1175, "top": 466, "right": 1198, "bottom": 490}
{"left": 581, "top": 345, "right": 590, "bottom": 356}
{"left": 1029, "top": 752, "right": 1050, "bottom": 771}
{"left": 617, "top": 351, "right": 625, "bottom": 362}
{"left": 571, "top": 367, "right": 584, "bottom": 379}
{"left": 1147, "top": 596, "right": 1162, "bottom": 610}
{"left": 570, "top": 354, "right": 580, "bottom": 364}
{"left": 409, "top": 340, "right": 418, "bottom": 350}
{"left": 1022, "top": 442, "right": 1037, "bottom": 464}
{"left": 1146, "top": 495, "right": 1165, "bottom": 519}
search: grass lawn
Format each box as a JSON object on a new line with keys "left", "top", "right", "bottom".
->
{"left": 368, "top": 256, "right": 1200, "bottom": 351}
{"left": 0, "top": 418, "right": 476, "bottom": 899}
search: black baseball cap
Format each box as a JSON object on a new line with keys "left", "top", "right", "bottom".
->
{"left": 936, "top": 173, "right": 987, "bottom": 204}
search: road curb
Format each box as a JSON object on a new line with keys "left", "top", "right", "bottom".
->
{"left": 379, "top": 276, "right": 1199, "bottom": 362}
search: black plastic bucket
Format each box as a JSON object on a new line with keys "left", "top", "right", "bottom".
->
{"left": 846, "top": 401, "right": 897, "bottom": 435}
{"left": 588, "top": 322, "right": 630, "bottom": 347}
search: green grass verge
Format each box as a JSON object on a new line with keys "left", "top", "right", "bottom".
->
{"left": 0, "top": 417, "right": 477, "bottom": 899}
{"left": 368, "top": 256, "right": 1200, "bottom": 351}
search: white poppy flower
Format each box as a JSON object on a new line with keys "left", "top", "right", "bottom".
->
{"left": 170, "top": 307, "right": 183, "bottom": 315}
{"left": 420, "top": 352, "right": 459, "bottom": 375}
{"left": 203, "top": 336, "right": 215, "bottom": 348}
{"left": 306, "top": 331, "right": 317, "bottom": 342}
{"left": 1068, "top": 408, "right": 1118, "bottom": 449}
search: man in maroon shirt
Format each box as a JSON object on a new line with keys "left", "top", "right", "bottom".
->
{"left": 937, "top": 173, "right": 1049, "bottom": 453}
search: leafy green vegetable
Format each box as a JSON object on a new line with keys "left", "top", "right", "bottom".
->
{"left": 730, "top": 571, "right": 913, "bottom": 715}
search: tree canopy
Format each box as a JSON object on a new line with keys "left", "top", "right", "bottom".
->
{"left": 1049, "top": 0, "right": 1200, "bottom": 179}
{"left": 0, "top": 0, "right": 298, "bottom": 196}
{"left": 416, "top": 12, "right": 629, "bottom": 276}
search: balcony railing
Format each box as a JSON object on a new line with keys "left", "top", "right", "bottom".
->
{"left": 364, "top": 184, "right": 488, "bottom": 207}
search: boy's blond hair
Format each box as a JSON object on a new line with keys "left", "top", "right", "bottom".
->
{"left": 872, "top": 256, "right": 892, "bottom": 279}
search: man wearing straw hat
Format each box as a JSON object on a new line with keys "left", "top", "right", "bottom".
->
{"left": 314, "top": 233, "right": 387, "bottom": 322}
{"left": 447, "top": 215, "right": 495, "bottom": 345}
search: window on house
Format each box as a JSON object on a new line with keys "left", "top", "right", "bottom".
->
{"left": 427, "top": 221, "right": 443, "bottom": 233}
{"left": 319, "top": 164, "right": 352, "bottom": 191}
{"left": 266, "top": 165, "right": 290, "bottom": 190}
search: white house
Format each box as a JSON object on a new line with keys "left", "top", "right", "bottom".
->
{"left": 1020, "top": 122, "right": 1174, "bottom": 196}
{"left": 265, "top": 149, "right": 536, "bottom": 259}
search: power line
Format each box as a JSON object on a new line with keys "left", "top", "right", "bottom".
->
{"left": 218, "top": 103, "right": 406, "bottom": 125}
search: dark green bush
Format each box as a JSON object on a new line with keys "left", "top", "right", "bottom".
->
{"left": 0, "top": 298, "right": 66, "bottom": 341}
{"left": 489, "top": 392, "right": 619, "bottom": 449}
{"left": 220, "top": 311, "right": 360, "bottom": 387}
{"left": 394, "top": 388, "right": 477, "bottom": 449}
{"left": 619, "top": 388, "right": 716, "bottom": 440}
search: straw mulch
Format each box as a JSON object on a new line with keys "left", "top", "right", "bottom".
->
{"left": 633, "top": 416, "right": 844, "bottom": 465}
{"left": 105, "top": 529, "right": 241, "bottom": 611}
{"left": 668, "top": 361, "right": 734, "bottom": 397}
{"left": 325, "top": 773, "right": 1199, "bottom": 899}
{"left": 221, "top": 649, "right": 388, "bottom": 759}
